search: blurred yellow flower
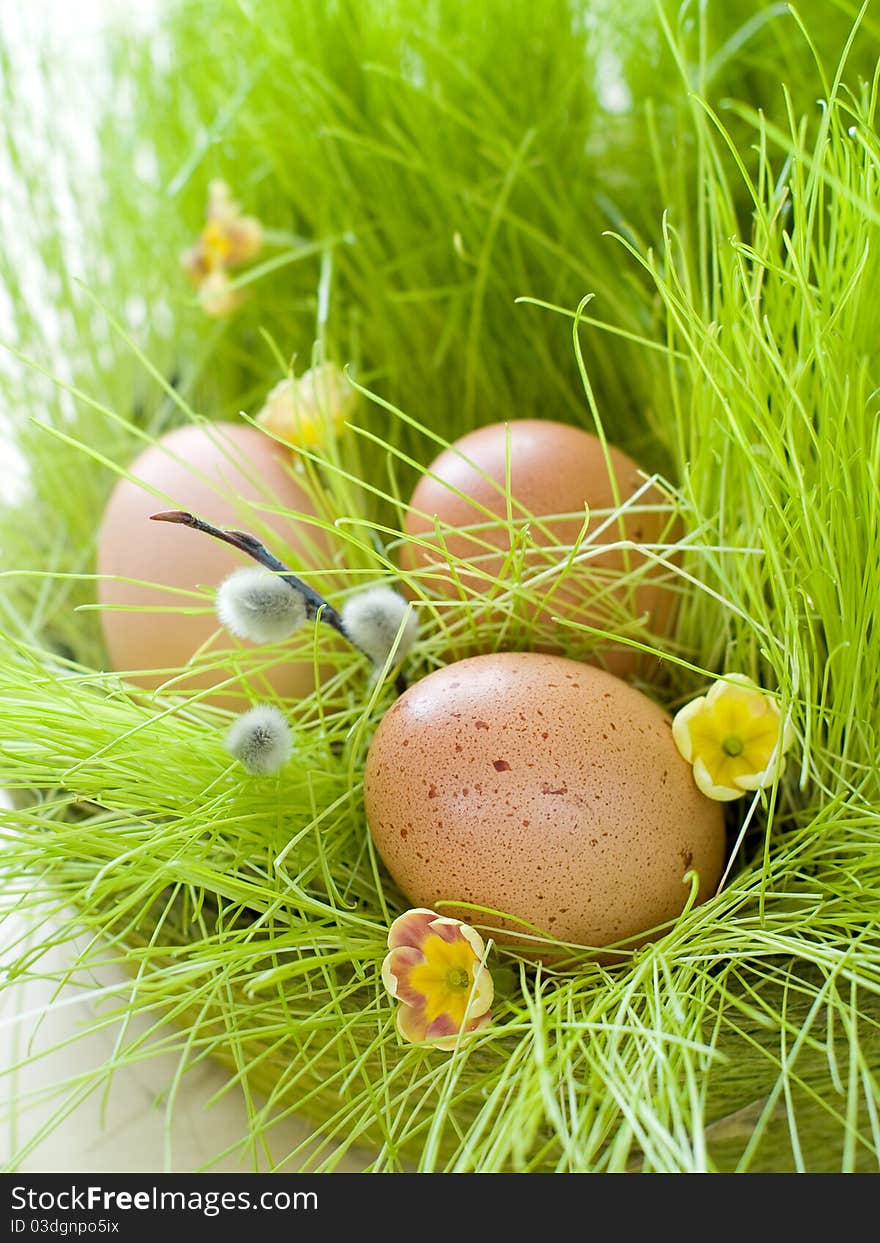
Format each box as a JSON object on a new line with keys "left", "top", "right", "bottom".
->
{"left": 381, "top": 908, "right": 493, "bottom": 1050}
{"left": 256, "top": 363, "right": 357, "bottom": 449}
{"left": 181, "top": 179, "right": 263, "bottom": 316}
{"left": 672, "top": 673, "right": 794, "bottom": 802}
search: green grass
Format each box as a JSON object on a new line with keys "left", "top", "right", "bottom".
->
{"left": 2, "top": 0, "right": 880, "bottom": 1172}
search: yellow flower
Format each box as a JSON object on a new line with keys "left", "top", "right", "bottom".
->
{"left": 181, "top": 179, "right": 263, "bottom": 313}
{"left": 256, "top": 363, "right": 357, "bottom": 449}
{"left": 381, "top": 908, "right": 494, "bottom": 1050}
{"left": 203, "top": 179, "right": 263, "bottom": 267}
{"left": 199, "top": 217, "right": 234, "bottom": 270}
{"left": 672, "top": 673, "right": 794, "bottom": 802}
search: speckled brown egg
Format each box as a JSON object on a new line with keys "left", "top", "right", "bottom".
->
{"left": 364, "top": 652, "right": 725, "bottom": 960}
{"left": 400, "top": 420, "right": 681, "bottom": 678}
{"left": 97, "top": 422, "right": 334, "bottom": 707}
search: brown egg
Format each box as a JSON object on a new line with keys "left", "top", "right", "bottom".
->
{"left": 364, "top": 652, "right": 725, "bottom": 961}
{"left": 97, "top": 422, "right": 333, "bottom": 707}
{"left": 401, "top": 420, "right": 681, "bottom": 677}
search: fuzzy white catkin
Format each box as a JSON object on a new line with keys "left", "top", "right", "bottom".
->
{"left": 224, "top": 705, "right": 292, "bottom": 775}
{"left": 340, "top": 585, "right": 418, "bottom": 666}
{"left": 216, "top": 568, "right": 307, "bottom": 643}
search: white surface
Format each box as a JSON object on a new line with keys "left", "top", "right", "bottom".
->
{"left": 0, "top": 795, "right": 367, "bottom": 1175}
{"left": 0, "top": 924, "right": 369, "bottom": 1174}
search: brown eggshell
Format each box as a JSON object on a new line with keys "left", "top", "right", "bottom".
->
{"left": 401, "top": 420, "right": 681, "bottom": 677}
{"left": 364, "top": 652, "right": 725, "bottom": 961}
{"left": 97, "top": 422, "right": 333, "bottom": 707}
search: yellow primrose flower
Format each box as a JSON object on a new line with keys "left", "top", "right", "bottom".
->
{"left": 199, "top": 217, "right": 235, "bottom": 270}
{"left": 672, "top": 673, "right": 794, "bottom": 802}
{"left": 181, "top": 179, "right": 263, "bottom": 305}
{"left": 203, "top": 179, "right": 263, "bottom": 267}
{"left": 381, "top": 908, "right": 493, "bottom": 1050}
{"left": 256, "top": 363, "right": 357, "bottom": 449}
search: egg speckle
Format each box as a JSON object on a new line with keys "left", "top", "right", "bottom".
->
{"left": 401, "top": 419, "right": 681, "bottom": 677}
{"left": 97, "top": 422, "right": 332, "bottom": 705}
{"left": 364, "top": 652, "right": 725, "bottom": 959}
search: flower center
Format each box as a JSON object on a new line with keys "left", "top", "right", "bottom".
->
{"left": 202, "top": 221, "right": 232, "bottom": 265}
{"left": 721, "top": 735, "right": 744, "bottom": 757}
{"left": 446, "top": 966, "right": 471, "bottom": 991}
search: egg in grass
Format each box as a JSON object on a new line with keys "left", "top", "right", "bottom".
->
{"left": 400, "top": 419, "right": 682, "bottom": 678}
{"left": 96, "top": 422, "right": 334, "bottom": 707}
{"left": 364, "top": 652, "right": 725, "bottom": 962}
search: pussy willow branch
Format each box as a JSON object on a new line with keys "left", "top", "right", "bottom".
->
{"left": 150, "top": 510, "right": 407, "bottom": 693}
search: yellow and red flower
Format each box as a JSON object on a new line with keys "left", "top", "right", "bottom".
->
{"left": 381, "top": 908, "right": 493, "bottom": 1050}
{"left": 672, "top": 673, "right": 794, "bottom": 802}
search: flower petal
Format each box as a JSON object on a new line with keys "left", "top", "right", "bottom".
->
{"left": 423, "top": 1012, "right": 461, "bottom": 1042}
{"left": 207, "top": 178, "right": 235, "bottom": 218}
{"left": 734, "top": 769, "right": 773, "bottom": 791}
{"left": 671, "top": 696, "right": 705, "bottom": 763}
{"left": 458, "top": 921, "right": 487, "bottom": 960}
{"left": 429, "top": 1010, "right": 492, "bottom": 1052}
{"left": 396, "top": 1002, "right": 431, "bottom": 1045}
{"left": 181, "top": 242, "right": 209, "bottom": 284}
{"left": 711, "top": 750, "right": 763, "bottom": 789}
{"left": 396, "top": 1003, "right": 465, "bottom": 1047}
{"left": 734, "top": 744, "right": 786, "bottom": 790}
{"left": 429, "top": 915, "right": 474, "bottom": 945}
{"left": 468, "top": 962, "right": 494, "bottom": 1018}
{"left": 381, "top": 945, "right": 426, "bottom": 1004}
{"left": 692, "top": 755, "right": 743, "bottom": 802}
{"left": 198, "top": 269, "right": 241, "bottom": 317}
{"left": 396, "top": 1002, "right": 491, "bottom": 1051}
{"left": 387, "top": 907, "right": 440, "bottom": 951}
{"left": 226, "top": 216, "right": 263, "bottom": 266}
{"left": 708, "top": 672, "right": 759, "bottom": 701}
